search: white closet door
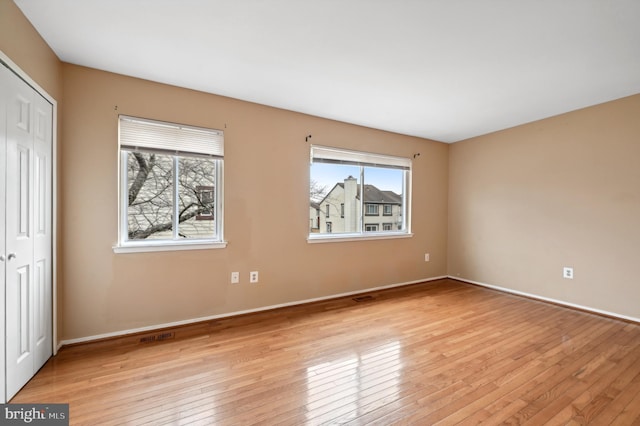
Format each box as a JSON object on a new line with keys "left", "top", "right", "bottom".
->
{"left": 31, "top": 91, "right": 52, "bottom": 373}
{"left": 2, "top": 64, "right": 52, "bottom": 401}
{"left": 0, "top": 65, "right": 7, "bottom": 404}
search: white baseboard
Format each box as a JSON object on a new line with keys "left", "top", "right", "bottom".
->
{"left": 60, "top": 275, "right": 448, "bottom": 347}
{"left": 451, "top": 276, "right": 640, "bottom": 324}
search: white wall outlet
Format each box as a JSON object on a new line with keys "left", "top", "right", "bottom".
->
{"left": 425, "top": 253, "right": 430, "bottom": 262}
{"left": 250, "top": 271, "right": 259, "bottom": 283}
{"left": 563, "top": 267, "right": 574, "bottom": 280}
{"left": 231, "top": 272, "right": 240, "bottom": 284}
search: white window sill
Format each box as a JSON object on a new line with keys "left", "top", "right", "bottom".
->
{"left": 307, "top": 232, "right": 413, "bottom": 244}
{"left": 113, "top": 240, "right": 227, "bottom": 254}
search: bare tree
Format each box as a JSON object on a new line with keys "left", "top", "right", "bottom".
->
{"left": 127, "top": 152, "right": 216, "bottom": 239}
{"left": 310, "top": 179, "right": 327, "bottom": 203}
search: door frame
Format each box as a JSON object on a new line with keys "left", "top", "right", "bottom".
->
{"left": 0, "top": 50, "right": 58, "bottom": 403}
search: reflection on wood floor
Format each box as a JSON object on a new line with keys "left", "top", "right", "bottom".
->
{"left": 11, "top": 279, "right": 640, "bottom": 425}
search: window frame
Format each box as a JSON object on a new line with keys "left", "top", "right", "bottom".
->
{"left": 114, "top": 115, "right": 226, "bottom": 253}
{"left": 365, "top": 204, "right": 379, "bottom": 216}
{"left": 195, "top": 185, "right": 215, "bottom": 221}
{"left": 308, "top": 145, "right": 412, "bottom": 243}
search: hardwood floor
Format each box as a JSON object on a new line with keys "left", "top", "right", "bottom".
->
{"left": 11, "top": 279, "right": 640, "bottom": 425}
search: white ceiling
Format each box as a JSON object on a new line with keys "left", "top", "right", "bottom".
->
{"left": 14, "top": 0, "right": 640, "bottom": 143}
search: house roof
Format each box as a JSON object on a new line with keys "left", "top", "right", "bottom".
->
{"left": 363, "top": 185, "right": 402, "bottom": 204}
{"left": 315, "top": 182, "right": 401, "bottom": 206}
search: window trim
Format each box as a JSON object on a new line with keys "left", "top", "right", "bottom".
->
{"left": 309, "top": 145, "right": 412, "bottom": 243}
{"left": 113, "top": 240, "right": 227, "bottom": 254}
{"left": 308, "top": 232, "right": 413, "bottom": 244}
{"left": 115, "top": 116, "right": 226, "bottom": 253}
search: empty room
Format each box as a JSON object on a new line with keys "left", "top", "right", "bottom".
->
{"left": 1, "top": 0, "right": 639, "bottom": 424}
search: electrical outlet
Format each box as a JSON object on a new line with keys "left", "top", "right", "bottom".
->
{"left": 425, "top": 253, "right": 430, "bottom": 262}
{"left": 250, "top": 271, "right": 259, "bottom": 283}
{"left": 231, "top": 272, "right": 239, "bottom": 284}
{"left": 563, "top": 267, "right": 574, "bottom": 280}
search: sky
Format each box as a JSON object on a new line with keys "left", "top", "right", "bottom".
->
{"left": 310, "top": 163, "right": 404, "bottom": 200}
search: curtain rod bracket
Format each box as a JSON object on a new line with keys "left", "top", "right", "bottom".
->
{"left": 305, "top": 134, "right": 312, "bottom": 142}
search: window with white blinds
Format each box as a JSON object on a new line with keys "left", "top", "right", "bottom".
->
{"left": 310, "top": 145, "right": 411, "bottom": 170}
{"left": 119, "top": 115, "right": 224, "bottom": 158}
{"left": 116, "top": 116, "right": 225, "bottom": 252}
{"left": 309, "top": 145, "right": 412, "bottom": 242}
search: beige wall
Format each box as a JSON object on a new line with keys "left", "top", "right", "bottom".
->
{"left": 8, "top": 0, "right": 637, "bottom": 343}
{"left": 0, "top": 0, "right": 62, "bottom": 100}
{"left": 448, "top": 94, "right": 640, "bottom": 319}
{"left": 2, "top": 1, "right": 448, "bottom": 343}
{"left": 61, "top": 64, "right": 449, "bottom": 341}
{"left": 0, "top": 0, "right": 65, "bottom": 340}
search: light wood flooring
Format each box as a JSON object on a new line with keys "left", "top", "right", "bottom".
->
{"left": 11, "top": 279, "right": 640, "bottom": 425}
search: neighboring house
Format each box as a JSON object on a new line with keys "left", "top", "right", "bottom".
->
{"left": 310, "top": 176, "right": 403, "bottom": 234}
{"left": 309, "top": 201, "right": 321, "bottom": 233}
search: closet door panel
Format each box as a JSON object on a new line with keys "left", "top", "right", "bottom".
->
{"left": 0, "top": 65, "right": 7, "bottom": 404}
{"left": 31, "top": 94, "right": 52, "bottom": 370}
{"left": 1, "top": 61, "right": 53, "bottom": 403}
{"left": 4, "top": 68, "right": 36, "bottom": 400}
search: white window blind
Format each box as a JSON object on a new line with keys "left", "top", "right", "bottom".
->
{"left": 311, "top": 145, "right": 410, "bottom": 170}
{"left": 119, "top": 115, "right": 224, "bottom": 158}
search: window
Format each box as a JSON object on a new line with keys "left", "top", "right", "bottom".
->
{"left": 310, "top": 205, "right": 320, "bottom": 231}
{"left": 116, "top": 116, "right": 225, "bottom": 252}
{"left": 309, "top": 145, "right": 411, "bottom": 241}
{"left": 365, "top": 204, "right": 379, "bottom": 216}
{"left": 195, "top": 186, "right": 215, "bottom": 220}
